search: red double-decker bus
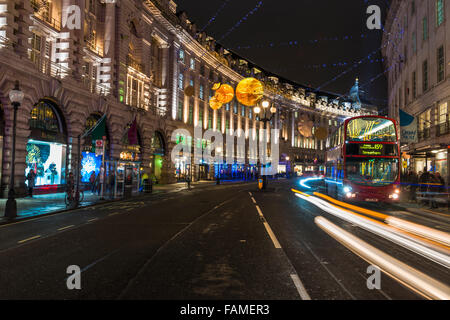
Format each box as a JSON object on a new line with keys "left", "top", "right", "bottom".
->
{"left": 325, "top": 115, "right": 401, "bottom": 202}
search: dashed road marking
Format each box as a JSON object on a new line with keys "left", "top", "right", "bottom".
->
{"left": 255, "top": 205, "right": 264, "bottom": 217}
{"left": 57, "top": 225, "right": 74, "bottom": 231}
{"left": 109, "top": 212, "right": 120, "bottom": 216}
{"left": 18, "top": 235, "right": 41, "bottom": 244}
{"left": 87, "top": 218, "right": 98, "bottom": 222}
{"left": 251, "top": 197, "right": 257, "bottom": 204}
{"left": 290, "top": 274, "right": 311, "bottom": 300}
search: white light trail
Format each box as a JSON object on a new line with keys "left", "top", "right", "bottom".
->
{"left": 315, "top": 216, "right": 450, "bottom": 300}
{"left": 295, "top": 193, "right": 450, "bottom": 268}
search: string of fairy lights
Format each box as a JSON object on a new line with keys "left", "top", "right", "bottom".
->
{"left": 179, "top": 0, "right": 400, "bottom": 111}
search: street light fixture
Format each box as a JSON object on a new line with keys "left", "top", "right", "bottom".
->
{"left": 253, "top": 99, "right": 277, "bottom": 190}
{"left": 5, "top": 81, "right": 24, "bottom": 218}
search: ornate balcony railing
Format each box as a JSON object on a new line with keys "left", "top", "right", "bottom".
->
{"left": 0, "top": 35, "right": 14, "bottom": 48}
{"left": 418, "top": 128, "right": 431, "bottom": 141}
{"left": 85, "top": 39, "right": 103, "bottom": 56}
{"left": 30, "top": 0, "right": 61, "bottom": 31}
{"left": 436, "top": 121, "right": 450, "bottom": 137}
{"left": 126, "top": 55, "right": 144, "bottom": 73}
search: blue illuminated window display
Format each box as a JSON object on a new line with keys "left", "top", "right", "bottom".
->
{"left": 81, "top": 152, "right": 102, "bottom": 183}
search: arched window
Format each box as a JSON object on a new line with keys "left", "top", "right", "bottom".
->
{"left": 30, "top": 100, "right": 63, "bottom": 134}
{"left": 151, "top": 131, "right": 165, "bottom": 156}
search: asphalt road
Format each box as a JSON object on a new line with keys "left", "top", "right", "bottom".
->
{"left": 0, "top": 178, "right": 448, "bottom": 300}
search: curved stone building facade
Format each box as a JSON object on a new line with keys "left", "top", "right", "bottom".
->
{"left": 0, "top": 0, "right": 375, "bottom": 195}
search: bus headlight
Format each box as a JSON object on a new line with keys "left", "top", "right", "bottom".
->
{"left": 392, "top": 193, "right": 399, "bottom": 200}
{"left": 395, "top": 189, "right": 400, "bottom": 194}
{"left": 344, "top": 186, "right": 352, "bottom": 193}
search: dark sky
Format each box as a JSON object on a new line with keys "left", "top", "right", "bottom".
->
{"left": 175, "top": 0, "right": 390, "bottom": 106}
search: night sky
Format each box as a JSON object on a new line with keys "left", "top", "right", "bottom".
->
{"left": 175, "top": 0, "right": 391, "bottom": 106}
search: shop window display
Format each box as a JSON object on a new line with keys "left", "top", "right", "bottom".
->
{"left": 25, "top": 140, "right": 66, "bottom": 186}
{"left": 81, "top": 151, "right": 102, "bottom": 183}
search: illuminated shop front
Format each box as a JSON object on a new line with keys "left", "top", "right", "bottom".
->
{"left": 81, "top": 114, "right": 109, "bottom": 183}
{"left": 116, "top": 120, "right": 142, "bottom": 194}
{"left": 25, "top": 99, "right": 67, "bottom": 190}
{"left": 150, "top": 131, "right": 166, "bottom": 182}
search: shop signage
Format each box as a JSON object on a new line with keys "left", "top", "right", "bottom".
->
{"left": 399, "top": 109, "right": 418, "bottom": 143}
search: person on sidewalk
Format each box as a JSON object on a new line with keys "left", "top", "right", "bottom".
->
{"left": 89, "top": 171, "right": 96, "bottom": 193}
{"left": 108, "top": 171, "right": 115, "bottom": 198}
{"left": 66, "top": 172, "right": 75, "bottom": 202}
{"left": 94, "top": 172, "right": 100, "bottom": 195}
{"left": 26, "top": 169, "right": 36, "bottom": 198}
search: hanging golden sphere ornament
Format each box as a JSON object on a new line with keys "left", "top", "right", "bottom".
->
{"left": 235, "top": 77, "right": 264, "bottom": 106}
{"left": 214, "top": 84, "right": 234, "bottom": 104}
{"left": 209, "top": 96, "right": 223, "bottom": 110}
{"left": 184, "top": 85, "right": 195, "bottom": 97}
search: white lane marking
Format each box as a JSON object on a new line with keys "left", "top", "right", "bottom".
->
{"left": 57, "top": 225, "right": 74, "bottom": 231}
{"left": 87, "top": 218, "right": 98, "bottom": 222}
{"left": 290, "top": 274, "right": 311, "bottom": 300}
{"left": 248, "top": 192, "right": 253, "bottom": 196}
{"left": 251, "top": 197, "right": 257, "bottom": 204}
{"left": 255, "top": 205, "right": 264, "bottom": 217}
{"left": 18, "top": 235, "right": 41, "bottom": 244}
{"left": 263, "top": 222, "right": 282, "bottom": 249}
{"left": 109, "top": 212, "right": 120, "bottom": 216}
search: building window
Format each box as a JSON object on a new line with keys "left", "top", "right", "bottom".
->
{"left": 437, "top": 0, "right": 444, "bottom": 26}
{"left": 249, "top": 108, "right": 252, "bottom": 120}
{"left": 199, "top": 84, "right": 204, "bottom": 100}
{"left": 208, "top": 112, "right": 212, "bottom": 129}
{"left": 189, "top": 104, "right": 193, "bottom": 125}
{"left": 411, "top": 0, "right": 416, "bottom": 15}
{"left": 241, "top": 106, "right": 246, "bottom": 117}
{"left": 225, "top": 103, "right": 230, "bottom": 111}
{"left": 233, "top": 101, "right": 238, "bottom": 114}
{"left": 189, "top": 79, "right": 194, "bottom": 88}
{"left": 178, "top": 73, "right": 184, "bottom": 90}
{"left": 437, "top": 46, "right": 445, "bottom": 83}
{"left": 199, "top": 107, "right": 203, "bottom": 127}
{"left": 437, "top": 102, "right": 448, "bottom": 135}
{"left": 178, "top": 49, "right": 185, "bottom": 63}
{"left": 217, "top": 113, "right": 221, "bottom": 131}
{"left": 177, "top": 101, "right": 183, "bottom": 121}
{"left": 412, "top": 32, "right": 417, "bottom": 53}
{"left": 422, "top": 17, "right": 428, "bottom": 41}
{"left": 126, "top": 74, "right": 145, "bottom": 109}
{"left": 412, "top": 71, "right": 417, "bottom": 98}
{"left": 190, "top": 58, "right": 195, "bottom": 70}
{"left": 422, "top": 60, "right": 428, "bottom": 92}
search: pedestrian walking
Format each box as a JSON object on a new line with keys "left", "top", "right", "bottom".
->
{"left": 26, "top": 169, "right": 36, "bottom": 197}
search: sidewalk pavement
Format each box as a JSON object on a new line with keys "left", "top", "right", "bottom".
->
{"left": 0, "top": 179, "right": 258, "bottom": 225}
{"left": 394, "top": 193, "right": 450, "bottom": 217}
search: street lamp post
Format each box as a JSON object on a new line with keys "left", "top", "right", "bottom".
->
{"left": 5, "top": 81, "right": 24, "bottom": 218}
{"left": 254, "top": 99, "right": 277, "bottom": 190}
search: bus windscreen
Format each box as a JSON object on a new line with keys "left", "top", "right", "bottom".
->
{"left": 346, "top": 158, "right": 399, "bottom": 186}
{"left": 347, "top": 118, "right": 396, "bottom": 142}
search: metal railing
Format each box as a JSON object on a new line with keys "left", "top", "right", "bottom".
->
{"left": 436, "top": 120, "right": 450, "bottom": 137}
{"left": 418, "top": 128, "right": 431, "bottom": 141}
{"left": 0, "top": 35, "right": 14, "bottom": 48}
{"left": 126, "top": 55, "right": 145, "bottom": 73}
{"left": 30, "top": 1, "right": 61, "bottom": 31}
{"left": 30, "top": 55, "right": 110, "bottom": 96}
{"left": 85, "top": 39, "right": 103, "bottom": 56}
